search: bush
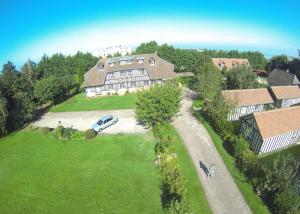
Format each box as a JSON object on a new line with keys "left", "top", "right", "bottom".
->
{"left": 274, "top": 188, "right": 300, "bottom": 214}
{"left": 135, "top": 83, "right": 181, "bottom": 128}
{"left": 40, "top": 127, "right": 50, "bottom": 135}
{"left": 51, "top": 122, "right": 85, "bottom": 140}
{"left": 84, "top": 129, "right": 97, "bottom": 139}
{"left": 233, "top": 136, "right": 249, "bottom": 157}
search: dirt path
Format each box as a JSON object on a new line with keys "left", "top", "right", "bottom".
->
{"left": 32, "top": 109, "right": 147, "bottom": 134}
{"left": 173, "top": 89, "right": 251, "bottom": 214}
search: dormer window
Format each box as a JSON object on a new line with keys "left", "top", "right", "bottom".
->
{"left": 149, "top": 57, "right": 155, "bottom": 65}
{"left": 98, "top": 63, "right": 104, "bottom": 71}
{"left": 119, "top": 56, "right": 133, "bottom": 65}
{"left": 137, "top": 57, "right": 144, "bottom": 63}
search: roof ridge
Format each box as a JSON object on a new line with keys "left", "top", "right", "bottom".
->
{"left": 222, "top": 88, "right": 268, "bottom": 92}
{"left": 254, "top": 106, "right": 300, "bottom": 116}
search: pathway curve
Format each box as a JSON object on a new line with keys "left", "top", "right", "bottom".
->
{"left": 173, "top": 89, "right": 252, "bottom": 214}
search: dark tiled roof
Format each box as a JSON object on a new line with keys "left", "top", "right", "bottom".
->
{"left": 267, "top": 69, "right": 300, "bottom": 86}
{"left": 84, "top": 53, "right": 175, "bottom": 87}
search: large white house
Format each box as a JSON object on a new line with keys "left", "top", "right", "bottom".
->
{"left": 221, "top": 89, "right": 274, "bottom": 121}
{"left": 84, "top": 53, "right": 176, "bottom": 97}
{"left": 240, "top": 106, "right": 300, "bottom": 154}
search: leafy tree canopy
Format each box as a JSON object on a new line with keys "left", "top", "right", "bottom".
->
{"left": 226, "top": 65, "right": 259, "bottom": 89}
{"left": 135, "top": 83, "right": 181, "bottom": 128}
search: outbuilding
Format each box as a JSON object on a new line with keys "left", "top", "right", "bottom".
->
{"left": 240, "top": 106, "right": 300, "bottom": 154}
{"left": 221, "top": 88, "right": 274, "bottom": 121}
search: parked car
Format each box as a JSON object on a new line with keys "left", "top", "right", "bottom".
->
{"left": 92, "top": 115, "right": 118, "bottom": 132}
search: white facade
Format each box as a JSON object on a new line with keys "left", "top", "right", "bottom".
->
{"left": 228, "top": 104, "right": 268, "bottom": 121}
{"left": 93, "top": 45, "right": 132, "bottom": 58}
{"left": 240, "top": 114, "right": 300, "bottom": 154}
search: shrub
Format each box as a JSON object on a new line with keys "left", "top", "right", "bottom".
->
{"left": 40, "top": 127, "right": 50, "bottom": 135}
{"left": 124, "top": 90, "right": 130, "bottom": 95}
{"left": 84, "top": 129, "right": 97, "bottom": 139}
{"left": 233, "top": 136, "right": 249, "bottom": 157}
{"left": 274, "top": 188, "right": 300, "bottom": 214}
{"left": 51, "top": 122, "right": 85, "bottom": 140}
{"left": 135, "top": 83, "right": 181, "bottom": 128}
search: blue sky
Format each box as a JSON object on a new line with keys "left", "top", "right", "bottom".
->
{"left": 1, "top": 0, "right": 300, "bottom": 66}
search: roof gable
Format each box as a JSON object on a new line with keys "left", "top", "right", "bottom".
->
{"left": 267, "top": 69, "right": 299, "bottom": 86}
{"left": 221, "top": 88, "right": 274, "bottom": 107}
{"left": 84, "top": 53, "right": 175, "bottom": 87}
{"left": 270, "top": 85, "right": 300, "bottom": 100}
{"left": 253, "top": 106, "right": 300, "bottom": 139}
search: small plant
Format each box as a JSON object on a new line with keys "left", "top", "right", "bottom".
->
{"left": 124, "top": 90, "right": 130, "bottom": 95}
{"left": 51, "top": 122, "right": 85, "bottom": 140}
{"left": 84, "top": 129, "right": 97, "bottom": 139}
{"left": 40, "top": 127, "right": 51, "bottom": 135}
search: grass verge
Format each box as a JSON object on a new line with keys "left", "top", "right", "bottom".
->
{"left": 160, "top": 124, "right": 212, "bottom": 214}
{"left": 51, "top": 92, "right": 135, "bottom": 112}
{"left": 194, "top": 112, "right": 270, "bottom": 214}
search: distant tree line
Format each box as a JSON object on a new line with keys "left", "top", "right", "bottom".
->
{"left": 134, "top": 41, "right": 268, "bottom": 71}
{"left": 268, "top": 54, "right": 300, "bottom": 79}
{"left": 0, "top": 52, "right": 98, "bottom": 135}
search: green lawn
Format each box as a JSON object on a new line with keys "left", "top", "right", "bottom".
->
{"left": 0, "top": 130, "right": 163, "bottom": 214}
{"left": 51, "top": 93, "right": 136, "bottom": 112}
{"left": 0, "top": 127, "right": 211, "bottom": 214}
{"left": 161, "top": 125, "right": 212, "bottom": 214}
{"left": 194, "top": 112, "right": 270, "bottom": 214}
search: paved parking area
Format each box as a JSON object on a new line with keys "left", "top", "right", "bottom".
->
{"left": 32, "top": 109, "right": 147, "bottom": 134}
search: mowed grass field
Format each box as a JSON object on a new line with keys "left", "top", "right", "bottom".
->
{"left": 0, "top": 130, "right": 163, "bottom": 214}
{"left": 0, "top": 128, "right": 211, "bottom": 214}
{"left": 51, "top": 93, "right": 135, "bottom": 112}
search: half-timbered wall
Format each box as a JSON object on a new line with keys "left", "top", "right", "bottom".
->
{"left": 228, "top": 104, "right": 267, "bottom": 121}
{"left": 259, "top": 129, "right": 300, "bottom": 154}
{"left": 85, "top": 68, "right": 164, "bottom": 97}
{"left": 239, "top": 116, "right": 263, "bottom": 154}
{"left": 279, "top": 97, "right": 300, "bottom": 108}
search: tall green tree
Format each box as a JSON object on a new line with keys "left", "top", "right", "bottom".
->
{"left": 135, "top": 83, "right": 181, "bottom": 127}
{"left": 0, "top": 96, "right": 8, "bottom": 135}
{"left": 192, "top": 63, "right": 223, "bottom": 100}
{"left": 134, "top": 41, "right": 159, "bottom": 54}
{"left": 203, "top": 93, "right": 234, "bottom": 136}
{"left": 0, "top": 61, "right": 19, "bottom": 98}
{"left": 226, "top": 65, "right": 259, "bottom": 89}
{"left": 34, "top": 75, "right": 78, "bottom": 104}
{"left": 289, "top": 58, "right": 300, "bottom": 80}
{"left": 268, "top": 55, "right": 289, "bottom": 71}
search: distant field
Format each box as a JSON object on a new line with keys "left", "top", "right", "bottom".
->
{"left": 0, "top": 130, "right": 163, "bottom": 214}
{"left": 51, "top": 93, "right": 136, "bottom": 112}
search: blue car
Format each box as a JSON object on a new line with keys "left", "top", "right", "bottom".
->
{"left": 92, "top": 115, "right": 118, "bottom": 132}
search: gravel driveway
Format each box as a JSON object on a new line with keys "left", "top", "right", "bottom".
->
{"left": 32, "top": 109, "right": 147, "bottom": 134}
{"left": 173, "top": 88, "right": 251, "bottom": 214}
